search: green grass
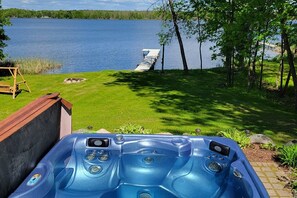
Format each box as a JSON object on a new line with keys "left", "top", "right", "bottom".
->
{"left": 0, "top": 68, "right": 296, "bottom": 144}
{"left": 261, "top": 60, "right": 294, "bottom": 91}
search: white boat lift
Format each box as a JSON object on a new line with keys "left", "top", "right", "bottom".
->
{"left": 135, "top": 49, "right": 160, "bottom": 72}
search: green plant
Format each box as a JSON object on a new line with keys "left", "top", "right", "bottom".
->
{"left": 259, "top": 143, "right": 279, "bottom": 151}
{"left": 217, "top": 128, "right": 250, "bottom": 148}
{"left": 1, "top": 58, "right": 61, "bottom": 75}
{"left": 278, "top": 144, "right": 297, "bottom": 168}
{"left": 15, "top": 58, "right": 61, "bottom": 74}
{"left": 114, "top": 123, "right": 151, "bottom": 134}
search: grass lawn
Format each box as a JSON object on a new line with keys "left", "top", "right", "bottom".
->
{"left": 0, "top": 68, "right": 296, "bottom": 144}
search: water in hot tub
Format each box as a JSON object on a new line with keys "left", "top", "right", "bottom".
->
{"left": 54, "top": 146, "right": 250, "bottom": 198}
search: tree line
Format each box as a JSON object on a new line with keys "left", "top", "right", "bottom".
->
{"left": 2, "top": 8, "right": 159, "bottom": 20}
{"left": 157, "top": 0, "right": 297, "bottom": 110}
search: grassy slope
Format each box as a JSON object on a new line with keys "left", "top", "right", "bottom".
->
{"left": 0, "top": 68, "right": 296, "bottom": 144}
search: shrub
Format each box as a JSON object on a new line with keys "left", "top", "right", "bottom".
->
{"left": 278, "top": 144, "right": 297, "bottom": 168}
{"left": 1, "top": 58, "right": 61, "bottom": 75}
{"left": 114, "top": 123, "right": 151, "bottom": 134}
{"left": 259, "top": 143, "right": 279, "bottom": 151}
{"left": 217, "top": 128, "right": 250, "bottom": 148}
{"left": 15, "top": 58, "right": 61, "bottom": 74}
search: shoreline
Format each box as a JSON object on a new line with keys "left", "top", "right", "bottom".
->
{"left": 3, "top": 9, "right": 160, "bottom": 20}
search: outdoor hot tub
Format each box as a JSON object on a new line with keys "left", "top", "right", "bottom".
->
{"left": 10, "top": 134, "right": 268, "bottom": 198}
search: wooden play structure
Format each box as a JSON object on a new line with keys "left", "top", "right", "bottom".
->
{"left": 0, "top": 67, "right": 31, "bottom": 99}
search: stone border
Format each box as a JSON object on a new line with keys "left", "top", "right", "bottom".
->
{"left": 64, "top": 78, "right": 86, "bottom": 84}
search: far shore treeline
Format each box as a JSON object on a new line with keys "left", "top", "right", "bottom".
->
{"left": 2, "top": 8, "right": 160, "bottom": 20}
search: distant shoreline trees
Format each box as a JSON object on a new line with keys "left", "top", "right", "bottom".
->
{"left": 2, "top": 8, "right": 160, "bottom": 20}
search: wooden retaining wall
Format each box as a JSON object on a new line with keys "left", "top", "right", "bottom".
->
{"left": 0, "top": 93, "right": 72, "bottom": 197}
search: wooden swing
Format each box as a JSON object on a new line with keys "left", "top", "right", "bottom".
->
{"left": 0, "top": 67, "right": 31, "bottom": 99}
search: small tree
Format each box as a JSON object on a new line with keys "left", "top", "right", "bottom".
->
{"left": 274, "top": 0, "right": 297, "bottom": 110}
{"left": 168, "top": 0, "right": 189, "bottom": 72}
{"left": 0, "top": 0, "right": 10, "bottom": 61}
{"left": 184, "top": 0, "right": 207, "bottom": 71}
{"left": 156, "top": 0, "right": 189, "bottom": 72}
{"left": 158, "top": 30, "right": 172, "bottom": 73}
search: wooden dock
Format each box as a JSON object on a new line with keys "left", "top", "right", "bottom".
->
{"left": 135, "top": 49, "right": 160, "bottom": 72}
{"left": 259, "top": 42, "right": 280, "bottom": 52}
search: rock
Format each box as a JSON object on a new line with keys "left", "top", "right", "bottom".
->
{"left": 87, "top": 125, "right": 93, "bottom": 130}
{"left": 96, "top": 128, "right": 111, "bottom": 134}
{"left": 293, "top": 189, "right": 297, "bottom": 198}
{"left": 285, "top": 139, "right": 297, "bottom": 146}
{"left": 250, "top": 134, "right": 274, "bottom": 145}
{"left": 156, "top": 132, "right": 173, "bottom": 135}
{"left": 195, "top": 128, "right": 201, "bottom": 134}
{"left": 72, "top": 129, "right": 87, "bottom": 133}
{"left": 244, "top": 129, "right": 251, "bottom": 136}
{"left": 64, "top": 78, "right": 86, "bottom": 84}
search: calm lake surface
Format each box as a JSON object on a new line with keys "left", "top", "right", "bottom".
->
{"left": 4, "top": 18, "right": 221, "bottom": 73}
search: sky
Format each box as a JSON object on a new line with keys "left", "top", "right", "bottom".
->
{"left": 2, "top": 0, "right": 159, "bottom": 11}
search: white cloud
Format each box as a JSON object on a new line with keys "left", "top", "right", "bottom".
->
{"left": 20, "top": 0, "right": 35, "bottom": 3}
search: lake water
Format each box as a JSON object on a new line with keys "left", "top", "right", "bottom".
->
{"left": 4, "top": 18, "right": 221, "bottom": 73}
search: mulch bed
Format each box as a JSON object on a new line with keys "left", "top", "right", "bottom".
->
{"left": 243, "top": 144, "right": 277, "bottom": 163}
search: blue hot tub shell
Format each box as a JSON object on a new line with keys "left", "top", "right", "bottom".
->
{"left": 10, "top": 134, "right": 269, "bottom": 198}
